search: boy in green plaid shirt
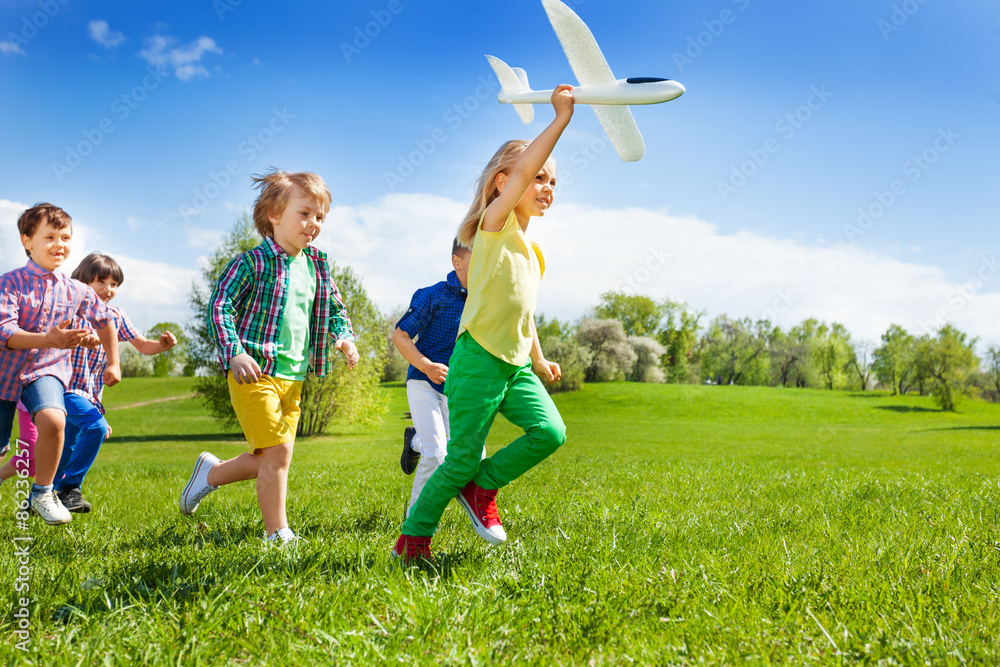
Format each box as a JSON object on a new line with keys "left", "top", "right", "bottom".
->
{"left": 180, "top": 170, "right": 358, "bottom": 544}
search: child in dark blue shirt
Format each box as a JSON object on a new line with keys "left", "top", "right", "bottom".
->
{"left": 391, "top": 240, "right": 472, "bottom": 514}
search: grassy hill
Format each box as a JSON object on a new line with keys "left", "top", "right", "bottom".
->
{"left": 1, "top": 380, "right": 997, "bottom": 664}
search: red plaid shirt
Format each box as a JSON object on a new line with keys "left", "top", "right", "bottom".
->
{"left": 68, "top": 304, "right": 139, "bottom": 413}
{"left": 0, "top": 261, "right": 111, "bottom": 401}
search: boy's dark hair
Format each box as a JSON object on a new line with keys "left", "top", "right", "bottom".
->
{"left": 17, "top": 203, "right": 72, "bottom": 258}
{"left": 451, "top": 237, "right": 471, "bottom": 258}
{"left": 72, "top": 252, "right": 125, "bottom": 286}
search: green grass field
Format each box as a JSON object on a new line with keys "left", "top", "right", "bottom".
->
{"left": 1, "top": 379, "right": 998, "bottom": 665}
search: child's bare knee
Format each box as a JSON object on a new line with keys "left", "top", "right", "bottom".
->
{"left": 260, "top": 442, "right": 293, "bottom": 469}
{"left": 34, "top": 408, "right": 65, "bottom": 433}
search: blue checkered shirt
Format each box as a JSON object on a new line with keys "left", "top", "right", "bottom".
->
{"left": 395, "top": 271, "right": 467, "bottom": 394}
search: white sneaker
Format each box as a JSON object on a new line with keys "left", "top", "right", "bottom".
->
{"left": 265, "top": 527, "right": 303, "bottom": 545}
{"left": 30, "top": 490, "right": 72, "bottom": 525}
{"left": 180, "top": 452, "right": 221, "bottom": 515}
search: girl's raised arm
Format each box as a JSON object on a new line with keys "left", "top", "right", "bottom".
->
{"left": 482, "top": 85, "right": 574, "bottom": 232}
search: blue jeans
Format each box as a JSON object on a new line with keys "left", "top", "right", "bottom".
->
{"left": 21, "top": 376, "right": 66, "bottom": 417}
{"left": 0, "top": 399, "right": 14, "bottom": 454}
{"left": 55, "top": 393, "right": 109, "bottom": 490}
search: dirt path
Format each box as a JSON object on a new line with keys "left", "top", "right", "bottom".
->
{"left": 115, "top": 393, "right": 196, "bottom": 410}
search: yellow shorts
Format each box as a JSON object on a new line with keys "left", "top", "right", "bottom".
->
{"left": 227, "top": 372, "right": 303, "bottom": 454}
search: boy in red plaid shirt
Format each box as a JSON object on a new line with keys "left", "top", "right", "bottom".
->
{"left": 0, "top": 203, "right": 120, "bottom": 526}
{"left": 0, "top": 253, "right": 177, "bottom": 511}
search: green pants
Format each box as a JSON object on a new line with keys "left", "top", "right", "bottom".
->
{"left": 401, "top": 333, "right": 566, "bottom": 538}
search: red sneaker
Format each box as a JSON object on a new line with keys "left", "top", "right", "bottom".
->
{"left": 455, "top": 481, "right": 507, "bottom": 545}
{"left": 391, "top": 534, "right": 433, "bottom": 564}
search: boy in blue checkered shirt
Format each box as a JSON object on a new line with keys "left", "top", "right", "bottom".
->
{"left": 391, "top": 239, "right": 473, "bottom": 514}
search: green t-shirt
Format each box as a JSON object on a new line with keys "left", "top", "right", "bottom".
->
{"left": 275, "top": 252, "right": 317, "bottom": 381}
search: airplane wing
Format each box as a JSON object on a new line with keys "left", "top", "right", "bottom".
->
{"left": 542, "top": 0, "right": 645, "bottom": 161}
{"left": 592, "top": 106, "right": 645, "bottom": 162}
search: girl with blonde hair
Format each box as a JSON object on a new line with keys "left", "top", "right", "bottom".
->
{"left": 393, "top": 85, "right": 575, "bottom": 562}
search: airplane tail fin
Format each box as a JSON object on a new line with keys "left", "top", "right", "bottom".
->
{"left": 485, "top": 55, "right": 535, "bottom": 124}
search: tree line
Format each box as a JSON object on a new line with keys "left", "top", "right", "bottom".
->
{"left": 157, "top": 216, "right": 996, "bottom": 435}
{"left": 488, "top": 290, "right": 991, "bottom": 413}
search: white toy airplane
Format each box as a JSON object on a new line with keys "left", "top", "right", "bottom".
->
{"left": 486, "top": 0, "right": 684, "bottom": 162}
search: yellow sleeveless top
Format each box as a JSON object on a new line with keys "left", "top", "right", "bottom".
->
{"left": 459, "top": 211, "right": 546, "bottom": 366}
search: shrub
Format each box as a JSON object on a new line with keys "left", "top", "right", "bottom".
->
{"left": 537, "top": 336, "right": 592, "bottom": 393}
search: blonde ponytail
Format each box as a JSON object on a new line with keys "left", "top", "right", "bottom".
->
{"left": 456, "top": 140, "right": 528, "bottom": 248}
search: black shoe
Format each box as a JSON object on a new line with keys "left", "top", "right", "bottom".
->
{"left": 57, "top": 487, "right": 92, "bottom": 514}
{"left": 400, "top": 426, "right": 420, "bottom": 475}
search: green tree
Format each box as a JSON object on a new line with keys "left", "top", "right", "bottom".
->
{"left": 593, "top": 291, "right": 662, "bottom": 337}
{"left": 872, "top": 324, "right": 915, "bottom": 394}
{"left": 626, "top": 336, "right": 666, "bottom": 383}
{"left": 909, "top": 334, "right": 934, "bottom": 396}
{"left": 983, "top": 343, "right": 1000, "bottom": 401}
{"left": 813, "top": 322, "right": 852, "bottom": 390}
{"left": 536, "top": 336, "right": 592, "bottom": 393}
{"left": 915, "top": 324, "right": 980, "bottom": 411}
{"left": 848, "top": 339, "right": 875, "bottom": 391}
{"left": 381, "top": 306, "right": 408, "bottom": 382}
{"left": 296, "top": 264, "right": 388, "bottom": 435}
{"left": 769, "top": 326, "right": 810, "bottom": 387}
{"left": 657, "top": 299, "right": 702, "bottom": 383}
{"left": 188, "top": 212, "right": 387, "bottom": 434}
{"left": 699, "top": 315, "right": 772, "bottom": 386}
{"left": 535, "top": 313, "right": 574, "bottom": 342}
{"left": 576, "top": 318, "right": 636, "bottom": 382}
{"left": 119, "top": 345, "right": 152, "bottom": 378}
{"left": 148, "top": 322, "right": 187, "bottom": 377}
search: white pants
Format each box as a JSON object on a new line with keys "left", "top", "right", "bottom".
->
{"left": 405, "top": 379, "right": 484, "bottom": 515}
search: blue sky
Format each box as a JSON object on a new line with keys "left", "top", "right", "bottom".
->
{"left": 1, "top": 0, "right": 998, "bottom": 346}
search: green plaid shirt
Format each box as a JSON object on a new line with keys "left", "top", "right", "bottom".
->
{"left": 207, "top": 237, "right": 355, "bottom": 377}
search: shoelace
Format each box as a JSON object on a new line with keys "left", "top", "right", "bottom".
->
{"left": 403, "top": 539, "right": 431, "bottom": 559}
{"left": 189, "top": 484, "right": 214, "bottom": 504}
{"left": 476, "top": 489, "right": 500, "bottom": 523}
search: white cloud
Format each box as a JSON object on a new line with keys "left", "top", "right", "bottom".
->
{"left": 314, "top": 194, "right": 1000, "bottom": 345}
{"left": 0, "top": 199, "right": 28, "bottom": 273}
{"left": 139, "top": 35, "right": 222, "bottom": 81}
{"left": 313, "top": 193, "right": 468, "bottom": 314}
{"left": 0, "top": 41, "right": 25, "bottom": 56}
{"left": 102, "top": 255, "right": 200, "bottom": 332}
{"left": 88, "top": 20, "right": 125, "bottom": 49}
{"left": 184, "top": 226, "right": 224, "bottom": 249}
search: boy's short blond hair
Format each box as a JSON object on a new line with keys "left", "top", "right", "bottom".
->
{"left": 250, "top": 170, "right": 332, "bottom": 238}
